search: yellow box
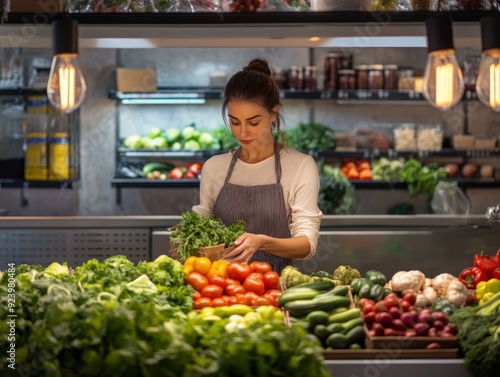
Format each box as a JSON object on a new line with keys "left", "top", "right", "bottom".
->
{"left": 116, "top": 68, "right": 157, "bottom": 93}
{"left": 10, "top": 0, "right": 64, "bottom": 13}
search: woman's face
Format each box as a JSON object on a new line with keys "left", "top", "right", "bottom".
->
{"left": 227, "top": 100, "right": 277, "bottom": 151}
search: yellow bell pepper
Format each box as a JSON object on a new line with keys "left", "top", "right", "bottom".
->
{"left": 477, "top": 278, "right": 500, "bottom": 304}
{"left": 476, "top": 281, "right": 487, "bottom": 300}
{"left": 480, "top": 291, "right": 496, "bottom": 305}
{"left": 485, "top": 278, "right": 500, "bottom": 294}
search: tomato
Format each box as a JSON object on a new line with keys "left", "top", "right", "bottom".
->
{"left": 192, "top": 291, "right": 202, "bottom": 301}
{"left": 252, "top": 296, "right": 272, "bottom": 306}
{"left": 250, "top": 261, "right": 272, "bottom": 274}
{"left": 186, "top": 272, "right": 209, "bottom": 292}
{"left": 402, "top": 292, "right": 416, "bottom": 305}
{"left": 220, "top": 295, "right": 230, "bottom": 305}
{"left": 194, "top": 297, "right": 212, "bottom": 309}
{"left": 201, "top": 284, "right": 224, "bottom": 299}
{"left": 211, "top": 297, "right": 227, "bottom": 307}
{"left": 228, "top": 296, "right": 239, "bottom": 306}
{"left": 226, "top": 262, "right": 252, "bottom": 282}
{"left": 208, "top": 273, "right": 227, "bottom": 289}
{"left": 356, "top": 298, "right": 375, "bottom": 308}
{"left": 184, "top": 265, "right": 194, "bottom": 275}
{"left": 225, "top": 284, "right": 245, "bottom": 296}
{"left": 244, "top": 291, "right": 259, "bottom": 306}
{"left": 247, "top": 272, "right": 264, "bottom": 281}
{"left": 362, "top": 303, "right": 375, "bottom": 315}
{"left": 383, "top": 297, "right": 399, "bottom": 310}
{"left": 234, "top": 293, "right": 247, "bottom": 305}
{"left": 225, "top": 278, "right": 241, "bottom": 286}
{"left": 265, "top": 289, "right": 282, "bottom": 303}
{"left": 262, "top": 271, "right": 280, "bottom": 290}
{"left": 243, "top": 277, "right": 266, "bottom": 296}
{"left": 193, "top": 257, "right": 212, "bottom": 275}
{"left": 400, "top": 300, "right": 411, "bottom": 312}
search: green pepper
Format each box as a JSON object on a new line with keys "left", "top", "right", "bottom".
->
{"left": 350, "top": 278, "right": 370, "bottom": 294}
{"left": 366, "top": 270, "right": 387, "bottom": 285}
{"left": 382, "top": 287, "right": 393, "bottom": 299}
{"left": 369, "top": 284, "right": 384, "bottom": 301}
{"left": 432, "top": 298, "right": 457, "bottom": 316}
{"left": 358, "top": 280, "right": 374, "bottom": 299}
{"left": 311, "top": 271, "right": 334, "bottom": 279}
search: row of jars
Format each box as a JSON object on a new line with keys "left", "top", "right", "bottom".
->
{"left": 273, "top": 66, "right": 318, "bottom": 91}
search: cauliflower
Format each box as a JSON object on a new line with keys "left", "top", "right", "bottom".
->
{"left": 332, "top": 265, "right": 361, "bottom": 285}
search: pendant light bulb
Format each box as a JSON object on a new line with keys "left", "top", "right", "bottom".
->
{"left": 47, "top": 16, "right": 86, "bottom": 114}
{"left": 423, "top": 16, "right": 464, "bottom": 111}
{"left": 47, "top": 54, "right": 86, "bottom": 114}
{"left": 423, "top": 50, "right": 464, "bottom": 110}
{"left": 476, "top": 15, "right": 500, "bottom": 112}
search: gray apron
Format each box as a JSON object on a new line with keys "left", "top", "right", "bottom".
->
{"left": 213, "top": 140, "right": 293, "bottom": 274}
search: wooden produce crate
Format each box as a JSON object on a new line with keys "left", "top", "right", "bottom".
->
{"left": 323, "top": 348, "right": 459, "bottom": 360}
{"left": 364, "top": 328, "right": 458, "bottom": 350}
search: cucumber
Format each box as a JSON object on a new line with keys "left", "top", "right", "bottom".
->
{"left": 142, "top": 162, "right": 174, "bottom": 174}
{"left": 341, "top": 317, "right": 365, "bottom": 334}
{"left": 326, "top": 333, "right": 349, "bottom": 349}
{"left": 315, "top": 285, "right": 349, "bottom": 299}
{"left": 345, "top": 325, "right": 366, "bottom": 346}
{"left": 329, "top": 307, "right": 348, "bottom": 315}
{"left": 306, "top": 311, "right": 330, "bottom": 327}
{"left": 328, "top": 308, "right": 361, "bottom": 324}
{"left": 286, "top": 280, "right": 335, "bottom": 292}
{"left": 350, "top": 343, "right": 362, "bottom": 349}
{"left": 326, "top": 323, "right": 344, "bottom": 334}
{"left": 314, "top": 324, "right": 331, "bottom": 342}
{"left": 277, "top": 288, "right": 321, "bottom": 306}
{"left": 285, "top": 296, "right": 350, "bottom": 318}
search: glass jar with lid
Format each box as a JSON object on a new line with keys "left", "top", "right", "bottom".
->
{"left": 304, "top": 66, "right": 317, "bottom": 91}
{"left": 272, "top": 67, "right": 288, "bottom": 89}
{"left": 355, "top": 65, "right": 369, "bottom": 90}
{"left": 368, "top": 64, "right": 385, "bottom": 90}
{"left": 398, "top": 69, "right": 415, "bottom": 91}
{"left": 288, "top": 66, "right": 303, "bottom": 90}
{"left": 324, "top": 52, "right": 342, "bottom": 90}
{"left": 338, "top": 70, "right": 356, "bottom": 90}
{"left": 384, "top": 64, "right": 399, "bottom": 90}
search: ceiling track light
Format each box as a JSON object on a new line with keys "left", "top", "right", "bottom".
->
{"left": 47, "top": 15, "right": 87, "bottom": 114}
{"left": 423, "top": 15, "right": 464, "bottom": 111}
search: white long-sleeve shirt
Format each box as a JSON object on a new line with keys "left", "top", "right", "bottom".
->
{"left": 192, "top": 147, "right": 323, "bottom": 259}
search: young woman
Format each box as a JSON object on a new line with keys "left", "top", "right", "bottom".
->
{"left": 192, "top": 58, "right": 322, "bottom": 273}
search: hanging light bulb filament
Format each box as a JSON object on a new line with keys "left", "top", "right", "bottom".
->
{"left": 436, "top": 63, "right": 453, "bottom": 108}
{"left": 490, "top": 63, "right": 500, "bottom": 108}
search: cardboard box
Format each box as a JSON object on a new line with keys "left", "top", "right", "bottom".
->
{"left": 11, "top": 0, "right": 65, "bottom": 13}
{"left": 116, "top": 68, "right": 157, "bottom": 93}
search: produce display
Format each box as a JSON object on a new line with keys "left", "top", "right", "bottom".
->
{"left": 459, "top": 248, "right": 500, "bottom": 289}
{"left": 0, "top": 256, "right": 329, "bottom": 377}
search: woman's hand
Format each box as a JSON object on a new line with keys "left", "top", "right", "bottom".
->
{"left": 222, "top": 232, "right": 264, "bottom": 263}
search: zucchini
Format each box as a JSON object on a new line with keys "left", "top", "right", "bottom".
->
{"left": 326, "top": 333, "right": 349, "bottom": 349}
{"left": 285, "top": 296, "right": 351, "bottom": 318}
{"left": 341, "top": 317, "right": 365, "bottom": 334}
{"left": 142, "top": 162, "right": 174, "bottom": 174}
{"left": 277, "top": 287, "right": 321, "bottom": 306}
{"left": 326, "top": 323, "right": 344, "bottom": 334}
{"left": 286, "top": 280, "right": 335, "bottom": 292}
{"left": 314, "top": 324, "right": 331, "bottom": 342}
{"left": 328, "top": 308, "right": 361, "bottom": 324}
{"left": 329, "top": 307, "right": 348, "bottom": 315}
{"left": 345, "top": 325, "right": 366, "bottom": 346}
{"left": 316, "top": 285, "right": 349, "bottom": 299}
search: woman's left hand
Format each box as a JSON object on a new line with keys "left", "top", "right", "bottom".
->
{"left": 222, "top": 232, "right": 264, "bottom": 263}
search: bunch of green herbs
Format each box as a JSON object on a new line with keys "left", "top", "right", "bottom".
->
{"left": 317, "top": 161, "right": 356, "bottom": 215}
{"left": 170, "top": 211, "right": 246, "bottom": 262}
{"left": 399, "top": 158, "right": 447, "bottom": 198}
{"left": 287, "top": 122, "right": 336, "bottom": 151}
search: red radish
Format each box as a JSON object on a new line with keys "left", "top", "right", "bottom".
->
{"left": 414, "top": 323, "right": 429, "bottom": 336}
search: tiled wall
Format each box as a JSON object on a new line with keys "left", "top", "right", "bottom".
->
{"left": 0, "top": 46, "right": 498, "bottom": 216}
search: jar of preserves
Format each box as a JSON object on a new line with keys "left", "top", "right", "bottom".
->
{"left": 384, "top": 64, "right": 399, "bottom": 90}
{"left": 288, "top": 66, "right": 303, "bottom": 90}
{"left": 338, "top": 70, "right": 356, "bottom": 90}
{"left": 272, "top": 67, "right": 288, "bottom": 89}
{"left": 304, "top": 66, "right": 317, "bottom": 91}
{"left": 355, "top": 65, "right": 369, "bottom": 90}
{"left": 324, "top": 52, "right": 342, "bottom": 90}
{"left": 398, "top": 69, "right": 415, "bottom": 91}
{"left": 368, "top": 64, "right": 384, "bottom": 90}
{"left": 340, "top": 54, "right": 353, "bottom": 70}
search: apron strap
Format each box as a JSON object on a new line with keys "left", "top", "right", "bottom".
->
{"left": 223, "top": 148, "right": 241, "bottom": 185}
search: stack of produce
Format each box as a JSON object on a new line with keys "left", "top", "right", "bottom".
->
{"left": 278, "top": 283, "right": 365, "bottom": 349}
{"left": 340, "top": 159, "right": 373, "bottom": 180}
{"left": 0, "top": 257, "right": 330, "bottom": 377}
{"left": 280, "top": 266, "right": 334, "bottom": 288}
{"left": 183, "top": 258, "right": 282, "bottom": 309}
{"left": 459, "top": 248, "right": 500, "bottom": 290}
{"left": 350, "top": 269, "right": 390, "bottom": 302}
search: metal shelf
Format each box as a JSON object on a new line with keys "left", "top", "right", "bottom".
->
{"left": 111, "top": 178, "right": 200, "bottom": 188}
{"left": 0, "top": 88, "right": 47, "bottom": 96}
{"left": 0, "top": 179, "right": 74, "bottom": 189}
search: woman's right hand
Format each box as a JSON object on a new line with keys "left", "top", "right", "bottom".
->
{"left": 222, "top": 232, "right": 264, "bottom": 263}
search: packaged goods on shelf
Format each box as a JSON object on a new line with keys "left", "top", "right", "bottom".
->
{"left": 394, "top": 124, "right": 417, "bottom": 151}
{"left": 452, "top": 135, "right": 475, "bottom": 150}
{"left": 417, "top": 124, "right": 443, "bottom": 151}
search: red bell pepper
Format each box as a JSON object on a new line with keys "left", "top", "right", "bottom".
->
{"left": 493, "top": 267, "right": 500, "bottom": 280}
{"left": 490, "top": 248, "right": 500, "bottom": 267}
{"left": 474, "top": 251, "right": 498, "bottom": 278}
{"left": 459, "top": 266, "right": 489, "bottom": 289}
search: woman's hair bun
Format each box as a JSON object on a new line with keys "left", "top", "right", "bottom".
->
{"left": 243, "top": 58, "right": 272, "bottom": 77}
